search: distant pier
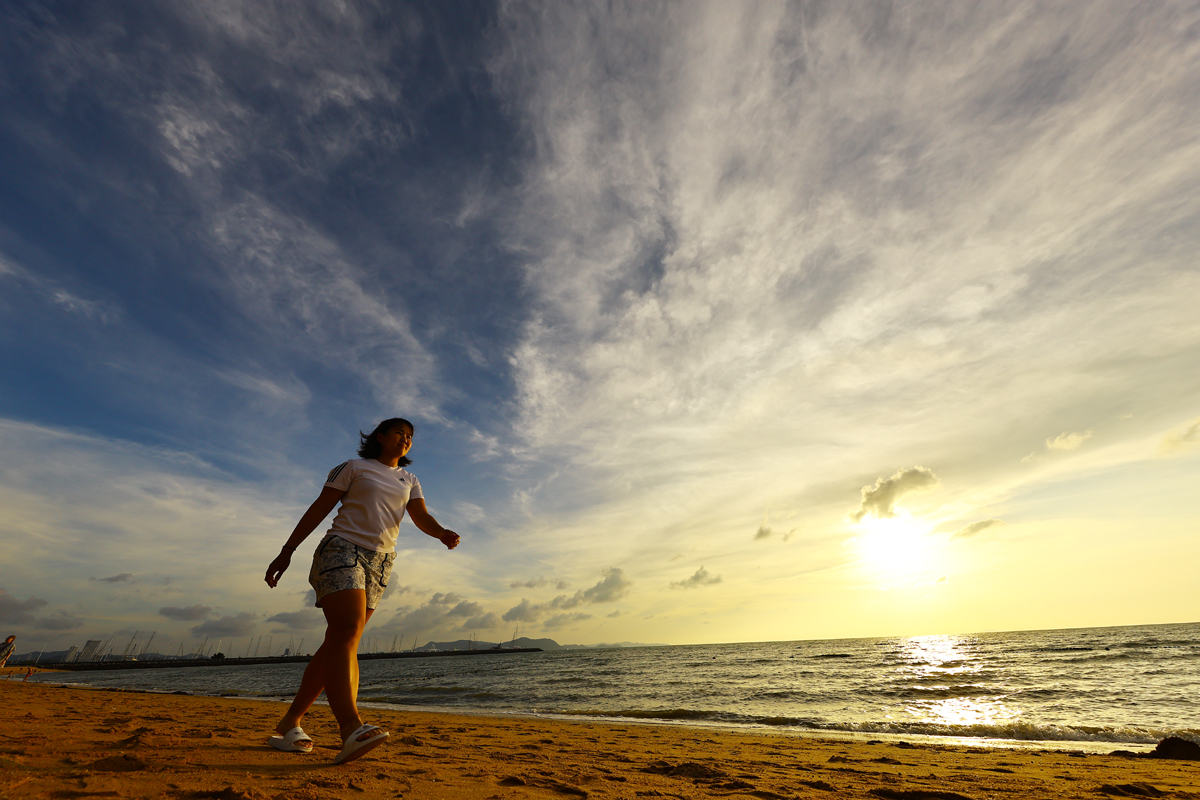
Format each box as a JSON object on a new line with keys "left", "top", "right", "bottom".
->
{"left": 49, "top": 647, "right": 543, "bottom": 671}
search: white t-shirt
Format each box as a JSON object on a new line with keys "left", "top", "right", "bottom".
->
{"left": 323, "top": 458, "right": 424, "bottom": 553}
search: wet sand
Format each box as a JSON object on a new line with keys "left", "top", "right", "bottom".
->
{"left": 1, "top": 674, "right": 1196, "bottom": 799}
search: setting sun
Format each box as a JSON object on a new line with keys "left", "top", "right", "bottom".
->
{"left": 853, "top": 513, "right": 945, "bottom": 586}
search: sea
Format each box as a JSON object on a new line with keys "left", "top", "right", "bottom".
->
{"left": 25, "top": 622, "right": 1200, "bottom": 752}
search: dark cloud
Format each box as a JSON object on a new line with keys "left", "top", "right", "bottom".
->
{"left": 544, "top": 612, "right": 591, "bottom": 628}
{"left": 509, "top": 577, "right": 570, "bottom": 590}
{"left": 38, "top": 611, "right": 83, "bottom": 630}
{"left": 850, "top": 467, "right": 939, "bottom": 523}
{"left": 504, "top": 568, "right": 632, "bottom": 622}
{"left": 266, "top": 610, "right": 323, "bottom": 631}
{"left": 463, "top": 611, "right": 500, "bottom": 629}
{"left": 159, "top": 604, "right": 213, "bottom": 621}
{"left": 0, "top": 588, "right": 48, "bottom": 624}
{"left": 190, "top": 612, "right": 257, "bottom": 636}
{"left": 95, "top": 573, "right": 134, "bottom": 583}
{"left": 581, "top": 568, "right": 632, "bottom": 603}
{"left": 669, "top": 566, "right": 722, "bottom": 590}
{"left": 757, "top": 525, "right": 797, "bottom": 542}
{"left": 445, "top": 600, "right": 484, "bottom": 618}
{"left": 952, "top": 519, "right": 1004, "bottom": 540}
{"left": 376, "top": 592, "right": 499, "bottom": 639}
{"left": 502, "top": 598, "right": 538, "bottom": 623}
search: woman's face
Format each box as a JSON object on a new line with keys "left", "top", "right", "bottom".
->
{"left": 377, "top": 424, "right": 413, "bottom": 458}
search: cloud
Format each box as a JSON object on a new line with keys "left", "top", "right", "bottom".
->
{"left": 376, "top": 592, "right": 501, "bottom": 640}
{"left": 952, "top": 519, "right": 1005, "bottom": 540}
{"left": 503, "top": 568, "right": 632, "bottom": 623}
{"left": 38, "top": 611, "right": 83, "bottom": 631}
{"left": 159, "top": 605, "right": 213, "bottom": 621}
{"left": 0, "top": 589, "right": 48, "bottom": 624}
{"left": 190, "top": 612, "right": 257, "bottom": 636}
{"left": 266, "top": 610, "right": 323, "bottom": 631}
{"left": 95, "top": 573, "right": 134, "bottom": 583}
{"left": 544, "top": 612, "right": 592, "bottom": 628}
{"left": 446, "top": 600, "right": 486, "bottom": 618}
{"left": 463, "top": 612, "right": 501, "bottom": 629}
{"left": 0, "top": 255, "right": 122, "bottom": 324}
{"left": 452, "top": 501, "right": 486, "bottom": 523}
{"left": 669, "top": 566, "right": 723, "bottom": 590}
{"left": 754, "top": 525, "right": 797, "bottom": 542}
{"left": 1024, "top": 429, "right": 1095, "bottom": 461}
{"left": 850, "top": 467, "right": 940, "bottom": 523}
{"left": 1160, "top": 416, "right": 1200, "bottom": 454}
{"left": 502, "top": 599, "right": 538, "bottom": 623}
{"left": 581, "top": 568, "right": 632, "bottom": 603}
{"left": 509, "top": 577, "right": 570, "bottom": 590}
{"left": 1047, "top": 430, "right": 1093, "bottom": 451}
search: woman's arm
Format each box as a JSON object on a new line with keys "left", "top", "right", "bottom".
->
{"left": 406, "top": 498, "right": 460, "bottom": 550}
{"left": 264, "top": 485, "right": 347, "bottom": 587}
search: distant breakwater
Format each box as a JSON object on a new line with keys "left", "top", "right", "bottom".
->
{"left": 50, "top": 647, "right": 543, "bottom": 671}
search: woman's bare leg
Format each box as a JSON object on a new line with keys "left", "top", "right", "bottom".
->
{"left": 276, "top": 591, "right": 375, "bottom": 739}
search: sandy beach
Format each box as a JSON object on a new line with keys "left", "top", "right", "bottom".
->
{"left": 1, "top": 671, "right": 1196, "bottom": 800}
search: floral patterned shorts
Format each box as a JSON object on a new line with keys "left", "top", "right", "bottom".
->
{"left": 308, "top": 535, "right": 395, "bottom": 609}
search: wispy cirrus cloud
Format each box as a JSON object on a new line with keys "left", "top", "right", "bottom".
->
{"left": 489, "top": 3, "right": 1200, "bottom": 558}
{"left": 1024, "top": 429, "right": 1094, "bottom": 461}
{"left": 952, "top": 519, "right": 1005, "bottom": 540}
{"left": 1160, "top": 416, "right": 1200, "bottom": 455}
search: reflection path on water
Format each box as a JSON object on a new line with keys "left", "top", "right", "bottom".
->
{"left": 891, "top": 634, "right": 1019, "bottom": 729}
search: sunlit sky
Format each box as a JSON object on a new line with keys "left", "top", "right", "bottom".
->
{"left": 2, "top": 2, "right": 1198, "bottom": 655}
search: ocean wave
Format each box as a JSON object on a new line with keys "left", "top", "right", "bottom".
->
{"left": 566, "top": 708, "right": 721, "bottom": 722}
{"left": 552, "top": 707, "right": 1200, "bottom": 745}
{"left": 830, "top": 720, "right": 1200, "bottom": 746}
{"left": 870, "top": 684, "right": 1001, "bottom": 700}
{"left": 1037, "top": 646, "right": 1095, "bottom": 653}
{"left": 407, "top": 685, "right": 495, "bottom": 696}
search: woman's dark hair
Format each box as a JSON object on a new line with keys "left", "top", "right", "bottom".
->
{"left": 358, "top": 417, "right": 414, "bottom": 466}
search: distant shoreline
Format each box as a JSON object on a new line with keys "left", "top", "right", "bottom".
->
{"left": 42, "top": 646, "right": 543, "bottom": 671}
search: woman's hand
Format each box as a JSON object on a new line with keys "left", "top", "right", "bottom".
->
{"left": 265, "top": 550, "right": 293, "bottom": 588}
{"left": 265, "top": 487, "right": 344, "bottom": 589}
{"left": 407, "top": 498, "right": 460, "bottom": 550}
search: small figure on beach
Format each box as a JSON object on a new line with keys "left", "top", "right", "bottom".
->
{"left": 264, "top": 418, "right": 461, "bottom": 764}
{"left": 0, "top": 635, "right": 15, "bottom": 668}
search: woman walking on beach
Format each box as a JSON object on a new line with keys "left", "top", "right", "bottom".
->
{"left": 264, "top": 418, "right": 460, "bottom": 764}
